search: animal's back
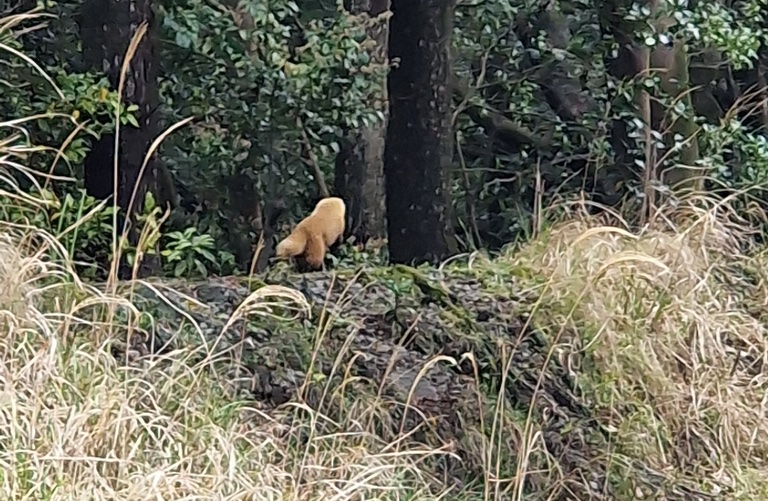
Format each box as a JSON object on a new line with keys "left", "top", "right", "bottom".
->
{"left": 275, "top": 197, "right": 346, "bottom": 268}
{"left": 306, "top": 197, "right": 345, "bottom": 245}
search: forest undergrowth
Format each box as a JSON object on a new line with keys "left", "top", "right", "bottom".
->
{"left": 2, "top": 186, "right": 768, "bottom": 500}
{"left": 3, "top": 9, "right": 768, "bottom": 498}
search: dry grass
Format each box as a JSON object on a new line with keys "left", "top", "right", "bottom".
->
{"left": 7, "top": 189, "right": 768, "bottom": 500}
{"left": 3, "top": 178, "right": 768, "bottom": 499}
{"left": 0, "top": 224, "right": 454, "bottom": 500}
{"left": 504, "top": 196, "right": 768, "bottom": 497}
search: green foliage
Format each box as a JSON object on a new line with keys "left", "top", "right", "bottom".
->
{"left": 452, "top": 0, "right": 612, "bottom": 245}
{"left": 161, "top": 226, "right": 235, "bottom": 278}
{"left": 4, "top": 0, "right": 768, "bottom": 277}
{"left": 0, "top": 7, "right": 135, "bottom": 176}
{"left": 0, "top": 182, "right": 228, "bottom": 280}
{"left": 700, "top": 120, "right": 768, "bottom": 192}
{"left": 157, "top": 0, "right": 387, "bottom": 248}
{"left": 0, "top": 187, "right": 114, "bottom": 277}
{"left": 448, "top": 0, "right": 768, "bottom": 245}
{"left": 3, "top": 0, "right": 386, "bottom": 278}
{"left": 121, "top": 192, "right": 236, "bottom": 280}
{"left": 672, "top": 0, "right": 766, "bottom": 70}
{"left": 335, "top": 238, "right": 389, "bottom": 268}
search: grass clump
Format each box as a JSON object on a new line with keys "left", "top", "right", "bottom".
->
{"left": 504, "top": 197, "right": 768, "bottom": 497}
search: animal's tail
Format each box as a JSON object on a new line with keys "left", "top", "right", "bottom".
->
{"left": 303, "top": 231, "right": 326, "bottom": 268}
{"left": 276, "top": 230, "right": 307, "bottom": 258}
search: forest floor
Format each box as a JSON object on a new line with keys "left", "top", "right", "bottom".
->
{"left": 2, "top": 199, "right": 768, "bottom": 500}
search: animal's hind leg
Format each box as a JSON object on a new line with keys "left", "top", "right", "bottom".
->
{"left": 303, "top": 232, "right": 326, "bottom": 269}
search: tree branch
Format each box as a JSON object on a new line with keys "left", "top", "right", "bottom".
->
{"left": 297, "top": 116, "right": 331, "bottom": 199}
{"left": 450, "top": 74, "right": 552, "bottom": 149}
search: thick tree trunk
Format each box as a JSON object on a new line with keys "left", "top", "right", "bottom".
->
{"left": 384, "top": 0, "right": 456, "bottom": 265}
{"left": 79, "top": 0, "right": 160, "bottom": 219}
{"left": 79, "top": 0, "right": 161, "bottom": 275}
{"left": 335, "top": 0, "right": 390, "bottom": 244}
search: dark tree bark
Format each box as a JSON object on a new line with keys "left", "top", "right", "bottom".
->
{"left": 78, "top": 0, "right": 161, "bottom": 277}
{"left": 335, "top": 0, "right": 390, "bottom": 244}
{"left": 384, "top": 0, "right": 457, "bottom": 265}
{"left": 78, "top": 0, "right": 160, "bottom": 222}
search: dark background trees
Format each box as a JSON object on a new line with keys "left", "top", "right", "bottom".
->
{"left": 79, "top": 0, "right": 161, "bottom": 215}
{"left": 1, "top": 0, "right": 767, "bottom": 276}
{"left": 335, "top": 0, "right": 390, "bottom": 245}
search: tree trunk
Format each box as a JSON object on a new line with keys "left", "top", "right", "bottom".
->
{"left": 335, "top": 0, "right": 390, "bottom": 244}
{"left": 599, "top": 0, "right": 701, "bottom": 214}
{"left": 651, "top": 37, "right": 701, "bottom": 190}
{"left": 79, "top": 0, "right": 160, "bottom": 222}
{"left": 384, "top": 0, "right": 457, "bottom": 265}
{"left": 79, "top": 0, "right": 161, "bottom": 276}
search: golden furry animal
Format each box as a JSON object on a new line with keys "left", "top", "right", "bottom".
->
{"left": 275, "top": 197, "right": 346, "bottom": 269}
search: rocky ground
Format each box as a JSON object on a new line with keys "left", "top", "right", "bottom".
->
{"left": 105, "top": 264, "right": 707, "bottom": 500}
